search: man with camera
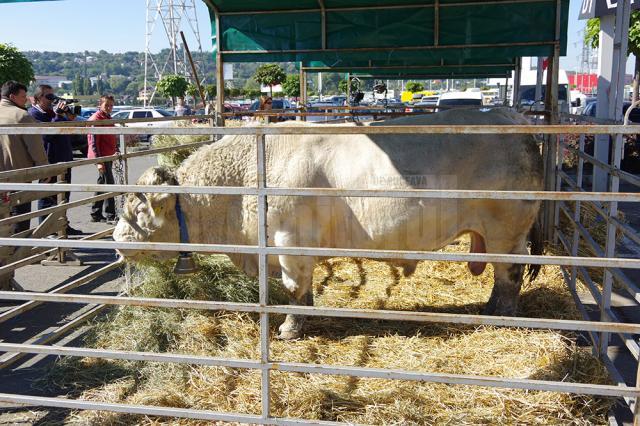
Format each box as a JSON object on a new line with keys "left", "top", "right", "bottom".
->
{"left": 28, "top": 84, "right": 82, "bottom": 235}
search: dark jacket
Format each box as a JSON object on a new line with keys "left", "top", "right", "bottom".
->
{"left": 28, "top": 105, "right": 74, "bottom": 163}
{"left": 0, "top": 99, "right": 48, "bottom": 172}
{"left": 87, "top": 110, "right": 117, "bottom": 159}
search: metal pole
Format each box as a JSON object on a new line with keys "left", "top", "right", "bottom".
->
{"left": 535, "top": 57, "right": 544, "bottom": 103}
{"left": 542, "top": 0, "right": 561, "bottom": 242}
{"left": 255, "top": 132, "right": 270, "bottom": 421}
{"left": 599, "top": 132, "right": 623, "bottom": 356}
{"left": 169, "top": 0, "right": 178, "bottom": 75}
{"left": 513, "top": 57, "right": 522, "bottom": 108}
{"left": 570, "top": 134, "right": 586, "bottom": 292}
{"left": 144, "top": 0, "right": 150, "bottom": 108}
{"left": 180, "top": 31, "right": 207, "bottom": 109}
{"left": 214, "top": 8, "right": 225, "bottom": 126}
{"left": 594, "top": 15, "right": 615, "bottom": 193}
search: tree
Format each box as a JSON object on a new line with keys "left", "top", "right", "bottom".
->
{"left": 83, "top": 78, "right": 92, "bottom": 96}
{"left": 243, "top": 77, "right": 261, "bottom": 99}
{"left": 338, "top": 78, "right": 359, "bottom": 95}
{"left": 585, "top": 11, "right": 640, "bottom": 103}
{"left": 282, "top": 74, "right": 300, "bottom": 98}
{"left": 0, "top": 44, "right": 34, "bottom": 86}
{"left": 186, "top": 83, "right": 199, "bottom": 98}
{"left": 405, "top": 81, "right": 425, "bottom": 93}
{"left": 253, "top": 64, "right": 286, "bottom": 97}
{"left": 73, "top": 74, "right": 84, "bottom": 96}
{"left": 156, "top": 74, "right": 189, "bottom": 106}
{"left": 205, "top": 84, "right": 216, "bottom": 99}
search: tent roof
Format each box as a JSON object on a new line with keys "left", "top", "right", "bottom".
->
{"left": 204, "top": 0, "right": 569, "bottom": 79}
{"left": 1, "top": 0, "right": 570, "bottom": 79}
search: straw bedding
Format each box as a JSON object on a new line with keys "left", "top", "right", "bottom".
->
{"left": 40, "top": 237, "right": 615, "bottom": 425}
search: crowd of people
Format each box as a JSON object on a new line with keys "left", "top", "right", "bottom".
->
{"left": 0, "top": 80, "right": 119, "bottom": 237}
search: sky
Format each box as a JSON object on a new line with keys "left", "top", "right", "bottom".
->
{"left": 0, "top": 0, "right": 634, "bottom": 74}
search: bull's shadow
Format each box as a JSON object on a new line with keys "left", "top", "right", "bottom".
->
{"left": 296, "top": 285, "right": 579, "bottom": 342}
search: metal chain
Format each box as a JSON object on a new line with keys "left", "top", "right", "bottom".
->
{"left": 113, "top": 153, "right": 126, "bottom": 216}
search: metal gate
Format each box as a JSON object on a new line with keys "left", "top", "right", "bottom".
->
{"left": 0, "top": 121, "right": 639, "bottom": 424}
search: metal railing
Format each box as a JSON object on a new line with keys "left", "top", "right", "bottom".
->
{"left": 554, "top": 114, "right": 640, "bottom": 415}
{"left": 0, "top": 122, "right": 639, "bottom": 424}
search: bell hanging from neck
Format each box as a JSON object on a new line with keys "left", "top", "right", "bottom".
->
{"left": 174, "top": 252, "right": 199, "bottom": 275}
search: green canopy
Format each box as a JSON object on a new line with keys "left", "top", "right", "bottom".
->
{"left": 204, "top": 0, "right": 569, "bottom": 78}
{"left": 2, "top": 0, "right": 570, "bottom": 78}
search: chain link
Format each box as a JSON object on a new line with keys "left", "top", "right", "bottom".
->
{"left": 113, "top": 152, "right": 126, "bottom": 216}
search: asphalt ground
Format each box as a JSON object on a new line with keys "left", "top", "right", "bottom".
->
{"left": 0, "top": 154, "right": 157, "bottom": 424}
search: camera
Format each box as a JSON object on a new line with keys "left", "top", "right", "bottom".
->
{"left": 45, "top": 93, "right": 80, "bottom": 115}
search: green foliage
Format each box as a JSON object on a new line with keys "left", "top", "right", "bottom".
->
{"left": 186, "top": 83, "right": 199, "bottom": 98}
{"left": 228, "top": 87, "right": 242, "bottom": 98}
{"left": 156, "top": 74, "right": 189, "bottom": 99}
{"left": 585, "top": 12, "right": 639, "bottom": 57}
{"left": 338, "top": 78, "right": 359, "bottom": 94}
{"left": 0, "top": 44, "right": 34, "bottom": 86}
{"left": 282, "top": 74, "right": 300, "bottom": 97}
{"left": 405, "top": 81, "right": 425, "bottom": 93}
{"left": 243, "top": 77, "right": 262, "bottom": 99}
{"left": 253, "top": 64, "right": 286, "bottom": 95}
{"left": 205, "top": 83, "right": 216, "bottom": 99}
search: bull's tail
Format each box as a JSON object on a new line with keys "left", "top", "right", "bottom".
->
{"left": 526, "top": 219, "right": 543, "bottom": 282}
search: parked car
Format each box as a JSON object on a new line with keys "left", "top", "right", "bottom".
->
{"left": 80, "top": 107, "right": 98, "bottom": 119}
{"left": 111, "top": 108, "right": 175, "bottom": 142}
{"left": 582, "top": 101, "right": 640, "bottom": 123}
{"left": 248, "top": 99, "right": 294, "bottom": 120}
{"left": 407, "top": 95, "right": 439, "bottom": 112}
{"left": 248, "top": 99, "right": 292, "bottom": 111}
{"left": 437, "top": 91, "right": 484, "bottom": 110}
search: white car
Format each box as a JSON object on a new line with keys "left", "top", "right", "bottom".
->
{"left": 111, "top": 108, "right": 175, "bottom": 142}
{"left": 436, "top": 91, "right": 484, "bottom": 110}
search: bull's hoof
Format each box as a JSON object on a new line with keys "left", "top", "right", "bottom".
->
{"left": 483, "top": 302, "right": 516, "bottom": 316}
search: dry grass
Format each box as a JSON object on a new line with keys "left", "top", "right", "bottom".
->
{"left": 152, "top": 122, "right": 215, "bottom": 170}
{"left": 41, "top": 239, "right": 615, "bottom": 425}
{"left": 555, "top": 200, "right": 626, "bottom": 288}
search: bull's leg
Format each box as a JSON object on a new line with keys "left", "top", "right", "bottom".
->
{"left": 277, "top": 255, "right": 315, "bottom": 340}
{"left": 484, "top": 239, "right": 528, "bottom": 316}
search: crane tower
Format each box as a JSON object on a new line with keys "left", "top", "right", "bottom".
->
{"left": 144, "top": 0, "right": 204, "bottom": 106}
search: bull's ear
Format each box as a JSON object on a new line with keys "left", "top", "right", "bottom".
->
{"left": 136, "top": 166, "right": 178, "bottom": 217}
{"left": 136, "top": 166, "right": 178, "bottom": 186}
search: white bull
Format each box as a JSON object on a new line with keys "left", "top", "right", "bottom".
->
{"left": 114, "top": 108, "right": 543, "bottom": 339}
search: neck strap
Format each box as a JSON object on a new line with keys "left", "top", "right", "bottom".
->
{"left": 175, "top": 195, "right": 190, "bottom": 245}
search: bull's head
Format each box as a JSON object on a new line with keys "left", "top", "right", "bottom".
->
{"left": 113, "top": 166, "right": 181, "bottom": 262}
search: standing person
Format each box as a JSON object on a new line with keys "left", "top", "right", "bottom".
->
{"left": 87, "top": 94, "right": 118, "bottom": 224}
{"left": 28, "top": 85, "right": 82, "bottom": 234}
{"left": 259, "top": 95, "right": 274, "bottom": 123}
{"left": 174, "top": 98, "right": 187, "bottom": 116}
{"left": 0, "top": 81, "right": 49, "bottom": 233}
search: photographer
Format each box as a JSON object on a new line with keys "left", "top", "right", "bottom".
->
{"left": 28, "top": 84, "right": 82, "bottom": 235}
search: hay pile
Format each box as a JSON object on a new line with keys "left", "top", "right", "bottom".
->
{"left": 42, "top": 239, "right": 615, "bottom": 425}
{"left": 555, "top": 200, "right": 626, "bottom": 286}
{"left": 152, "top": 122, "right": 215, "bottom": 170}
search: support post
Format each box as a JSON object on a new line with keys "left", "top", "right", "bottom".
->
{"left": 513, "top": 57, "right": 522, "bottom": 108}
{"left": 301, "top": 70, "right": 308, "bottom": 122}
{"left": 542, "top": 44, "right": 560, "bottom": 242}
{"left": 214, "top": 8, "right": 225, "bottom": 127}
{"left": 535, "top": 57, "right": 544, "bottom": 104}
{"left": 255, "top": 132, "right": 270, "bottom": 422}
{"left": 593, "top": 1, "right": 631, "bottom": 191}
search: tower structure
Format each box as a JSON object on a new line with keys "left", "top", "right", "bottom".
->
{"left": 144, "top": 0, "right": 204, "bottom": 106}
{"left": 577, "top": 25, "right": 599, "bottom": 94}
